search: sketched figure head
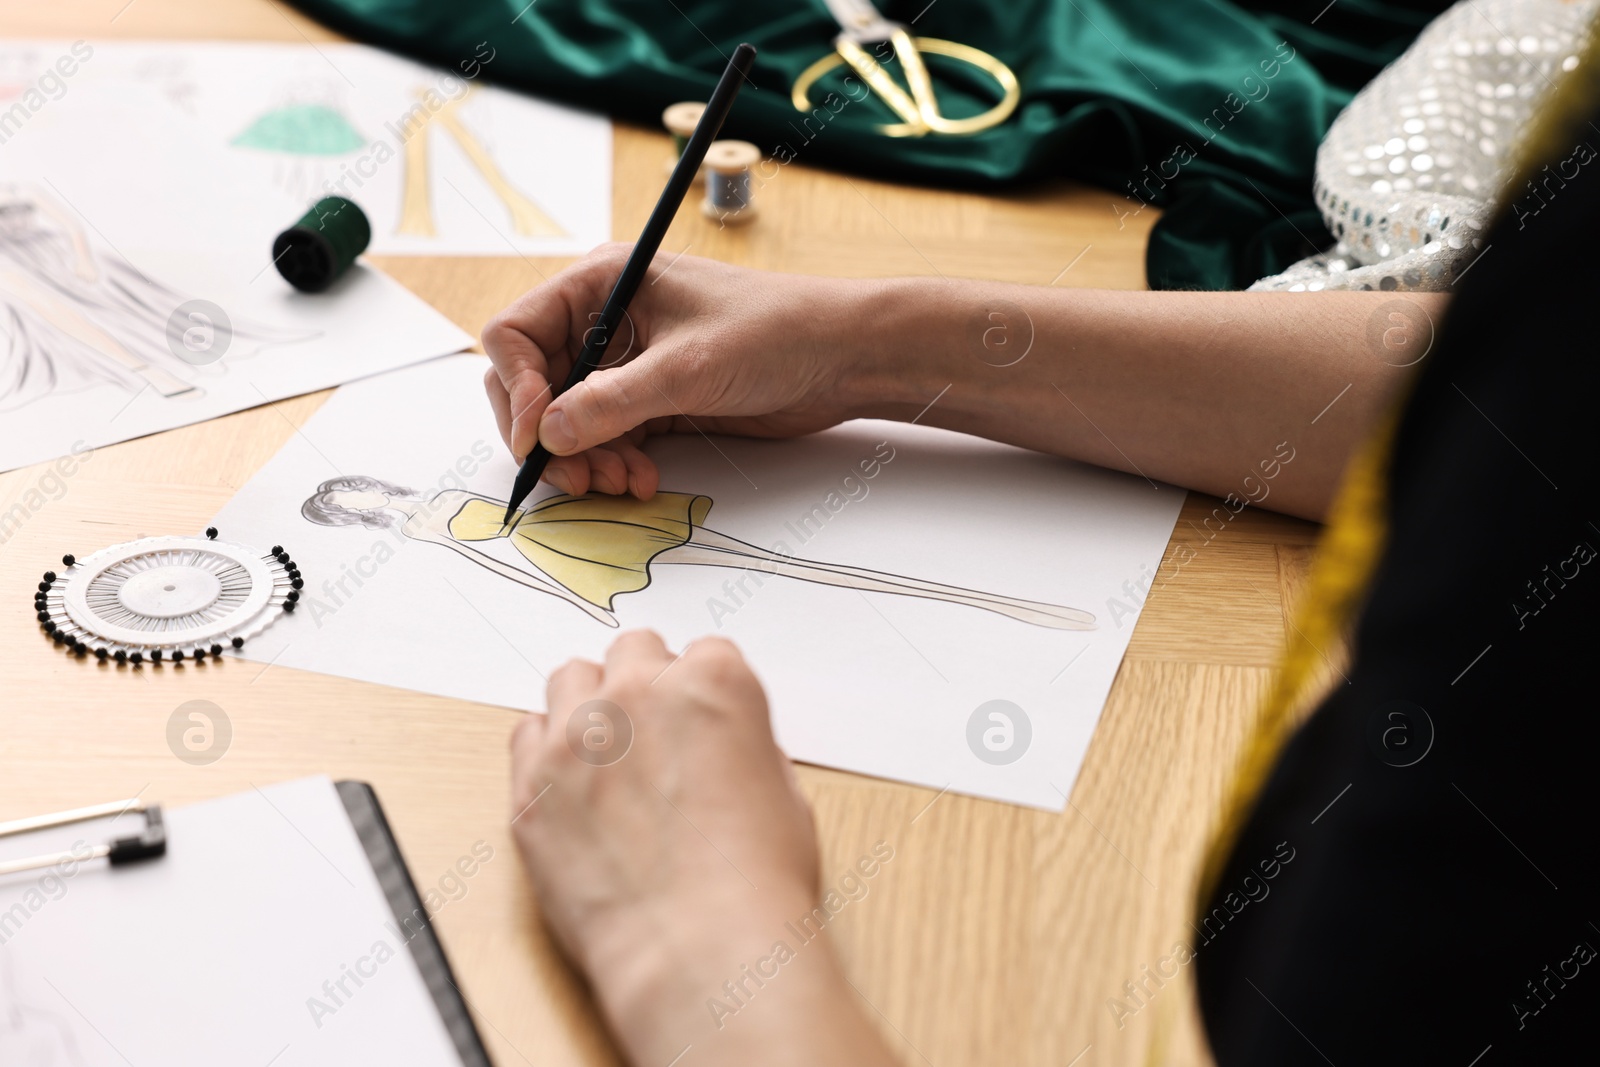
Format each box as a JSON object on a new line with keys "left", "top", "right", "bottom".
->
{"left": 301, "top": 475, "right": 424, "bottom": 530}
{"left": 0, "top": 198, "right": 41, "bottom": 235}
{"left": 0, "top": 191, "right": 82, "bottom": 276}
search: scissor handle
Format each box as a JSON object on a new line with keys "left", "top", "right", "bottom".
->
{"left": 792, "top": 36, "right": 1020, "bottom": 139}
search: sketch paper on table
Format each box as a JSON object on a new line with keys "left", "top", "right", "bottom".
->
{"left": 0, "top": 81, "right": 471, "bottom": 475}
{"left": 0, "top": 777, "right": 461, "bottom": 1066}
{"left": 0, "top": 40, "right": 611, "bottom": 256}
{"left": 212, "top": 357, "right": 1185, "bottom": 809}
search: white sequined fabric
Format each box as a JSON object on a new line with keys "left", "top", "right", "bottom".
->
{"left": 1250, "top": 0, "right": 1597, "bottom": 292}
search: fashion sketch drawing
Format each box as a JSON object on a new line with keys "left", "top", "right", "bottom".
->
{"left": 301, "top": 475, "right": 1096, "bottom": 630}
{"left": 395, "top": 84, "right": 566, "bottom": 239}
{"left": 0, "top": 182, "right": 308, "bottom": 414}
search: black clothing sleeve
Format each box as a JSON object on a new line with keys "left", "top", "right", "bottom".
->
{"left": 1197, "top": 111, "right": 1600, "bottom": 1064}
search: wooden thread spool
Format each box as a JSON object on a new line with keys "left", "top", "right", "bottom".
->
{"left": 701, "top": 140, "right": 761, "bottom": 225}
{"left": 662, "top": 101, "right": 707, "bottom": 181}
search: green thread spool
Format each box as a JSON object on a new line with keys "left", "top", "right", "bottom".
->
{"left": 272, "top": 196, "right": 371, "bottom": 293}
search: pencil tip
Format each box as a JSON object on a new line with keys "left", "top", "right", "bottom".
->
{"left": 501, "top": 504, "right": 517, "bottom": 525}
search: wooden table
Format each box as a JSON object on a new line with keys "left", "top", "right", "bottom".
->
{"left": 0, "top": 4, "right": 1319, "bottom": 1065}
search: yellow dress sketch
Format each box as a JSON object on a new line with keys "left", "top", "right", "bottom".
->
{"left": 302, "top": 476, "right": 1095, "bottom": 630}
{"left": 397, "top": 85, "right": 566, "bottom": 239}
{"left": 449, "top": 493, "right": 709, "bottom": 611}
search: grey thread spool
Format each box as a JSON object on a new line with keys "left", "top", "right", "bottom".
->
{"left": 701, "top": 140, "right": 761, "bottom": 225}
{"left": 662, "top": 101, "right": 707, "bottom": 182}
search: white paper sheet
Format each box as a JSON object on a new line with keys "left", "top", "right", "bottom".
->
{"left": 0, "top": 76, "right": 473, "bottom": 474}
{"left": 1, "top": 39, "right": 612, "bottom": 257}
{"left": 210, "top": 356, "right": 1184, "bottom": 809}
{"left": 0, "top": 777, "right": 462, "bottom": 1066}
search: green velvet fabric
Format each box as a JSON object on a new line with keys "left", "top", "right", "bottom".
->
{"left": 288, "top": 0, "right": 1448, "bottom": 289}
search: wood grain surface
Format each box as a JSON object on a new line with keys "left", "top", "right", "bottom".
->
{"left": 0, "top": 5, "right": 1320, "bottom": 1065}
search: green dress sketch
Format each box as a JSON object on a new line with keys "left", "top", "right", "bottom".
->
{"left": 232, "top": 103, "right": 367, "bottom": 155}
{"left": 230, "top": 102, "right": 367, "bottom": 206}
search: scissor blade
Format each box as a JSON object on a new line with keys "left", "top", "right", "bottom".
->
{"left": 834, "top": 35, "right": 927, "bottom": 132}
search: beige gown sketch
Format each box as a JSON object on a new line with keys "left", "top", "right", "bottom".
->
{"left": 301, "top": 476, "right": 1096, "bottom": 630}
{"left": 396, "top": 85, "right": 566, "bottom": 239}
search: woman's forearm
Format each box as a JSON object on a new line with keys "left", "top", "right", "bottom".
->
{"left": 841, "top": 280, "right": 1446, "bottom": 521}
{"left": 599, "top": 913, "right": 901, "bottom": 1067}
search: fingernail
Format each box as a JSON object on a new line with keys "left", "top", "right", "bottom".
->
{"left": 541, "top": 409, "right": 575, "bottom": 453}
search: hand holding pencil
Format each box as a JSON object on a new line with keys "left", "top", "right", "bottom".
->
{"left": 499, "top": 42, "right": 757, "bottom": 521}
{"left": 482, "top": 250, "right": 869, "bottom": 499}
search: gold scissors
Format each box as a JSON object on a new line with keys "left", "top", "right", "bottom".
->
{"left": 792, "top": 0, "right": 1020, "bottom": 137}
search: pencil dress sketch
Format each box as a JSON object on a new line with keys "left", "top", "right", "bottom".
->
{"left": 0, "top": 183, "right": 308, "bottom": 414}
{"left": 301, "top": 475, "right": 1097, "bottom": 630}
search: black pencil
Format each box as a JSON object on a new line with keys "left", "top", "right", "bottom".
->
{"left": 503, "top": 42, "right": 758, "bottom": 524}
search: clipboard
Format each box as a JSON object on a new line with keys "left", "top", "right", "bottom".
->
{"left": 0, "top": 777, "right": 495, "bottom": 1066}
{"left": 335, "top": 780, "right": 493, "bottom": 1067}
